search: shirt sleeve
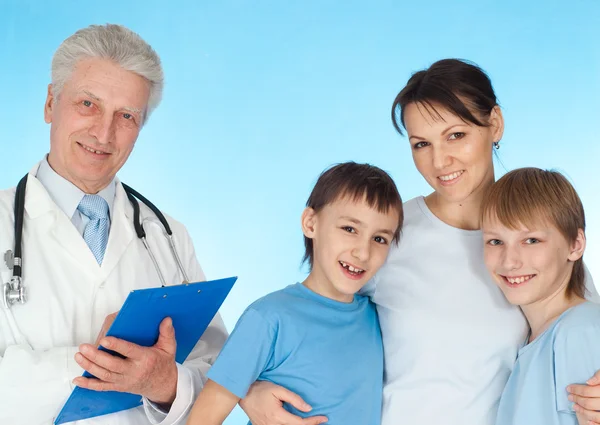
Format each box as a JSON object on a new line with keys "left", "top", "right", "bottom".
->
{"left": 206, "top": 308, "right": 276, "bottom": 399}
{"left": 554, "top": 321, "right": 600, "bottom": 413}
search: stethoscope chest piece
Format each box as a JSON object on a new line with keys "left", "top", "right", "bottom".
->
{"left": 3, "top": 278, "right": 26, "bottom": 308}
{"left": 3, "top": 174, "right": 188, "bottom": 309}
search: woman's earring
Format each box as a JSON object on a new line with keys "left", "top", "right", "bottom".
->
{"left": 493, "top": 141, "right": 500, "bottom": 150}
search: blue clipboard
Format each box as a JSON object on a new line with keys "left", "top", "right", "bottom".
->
{"left": 54, "top": 276, "right": 237, "bottom": 425}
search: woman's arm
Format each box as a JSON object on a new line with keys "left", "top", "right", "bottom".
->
{"left": 187, "top": 379, "right": 240, "bottom": 425}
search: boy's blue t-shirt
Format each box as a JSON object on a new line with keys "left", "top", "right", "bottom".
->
{"left": 496, "top": 301, "right": 600, "bottom": 425}
{"left": 207, "top": 282, "right": 383, "bottom": 425}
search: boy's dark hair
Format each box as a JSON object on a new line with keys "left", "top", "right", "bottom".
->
{"left": 302, "top": 162, "right": 404, "bottom": 268}
{"left": 391, "top": 58, "right": 499, "bottom": 136}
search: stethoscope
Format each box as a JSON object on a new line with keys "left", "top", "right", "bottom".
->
{"left": 3, "top": 174, "right": 190, "bottom": 309}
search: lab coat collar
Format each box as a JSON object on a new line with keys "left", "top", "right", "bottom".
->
{"left": 24, "top": 161, "right": 135, "bottom": 277}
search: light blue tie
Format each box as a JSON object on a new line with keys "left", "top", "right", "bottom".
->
{"left": 77, "top": 194, "right": 109, "bottom": 265}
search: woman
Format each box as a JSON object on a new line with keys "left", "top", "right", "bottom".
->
{"left": 238, "top": 59, "right": 600, "bottom": 425}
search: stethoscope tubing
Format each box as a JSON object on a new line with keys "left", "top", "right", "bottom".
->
{"left": 5, "top": 174, "right": 189, "bottom": 307}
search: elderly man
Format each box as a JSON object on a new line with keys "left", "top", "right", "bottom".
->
{"left": 0, "top": 24, "right": 227, "bottom": 425}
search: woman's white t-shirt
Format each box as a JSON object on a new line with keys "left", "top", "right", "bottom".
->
{"left": 367, "top": 196, "right": 597, "bottom": 424}
{"left": 369, "top": 196, "right": 528, "bottom": 425}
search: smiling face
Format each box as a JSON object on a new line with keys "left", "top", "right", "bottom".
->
{"left": 403, "top": 102, "right": 503, "bottom": 205}
{"left": 301, "top": 196, "right": 400, "bottom": 302}
{"left": 44, "top": 57, "right": 150, "bottom": 193}
{"left": 482, "top": 217, "right": 585, "bottom": 307}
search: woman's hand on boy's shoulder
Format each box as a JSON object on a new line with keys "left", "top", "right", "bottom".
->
{"left": 239, "top": 381, "right": 328, "bottom": 425}
{"left": 568, "top": 370, "right": 600, "bottom": 424}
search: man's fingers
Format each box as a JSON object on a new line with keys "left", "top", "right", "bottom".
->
{"left": 74, "top": 351, "right": 123, "bottom": 383}
{"left": 100, "top": 336, "right": 144, "bottom": 359}
{"left": 156, "top": 317, "right": 177, "bottom": 355}
{"left": 78, "top": 344, "right": 128, "bottom": 374}
{"left": 73, "top": 376, "right": 119, "bottom": 392}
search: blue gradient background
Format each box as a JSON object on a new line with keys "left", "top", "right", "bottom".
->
{"left": 1, "top": 1, "right": 599, "bottom": 423}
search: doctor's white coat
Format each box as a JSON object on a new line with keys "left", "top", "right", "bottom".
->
{"left": 0, "top": 163, "right": 228, "bottom": 425}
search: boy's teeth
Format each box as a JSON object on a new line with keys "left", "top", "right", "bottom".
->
{"left": 507, "top": 275, "right": 533, "bottom": 284}
{"left": 340, "top": 261, "right": 364, "bottom": 273}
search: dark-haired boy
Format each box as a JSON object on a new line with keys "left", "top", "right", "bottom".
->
{"left": 187, "top": 162, "right": 404, "bottom": 425}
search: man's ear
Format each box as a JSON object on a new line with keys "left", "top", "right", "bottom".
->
{"left": 44, "top": 84, "right": 55, "bottom": 124}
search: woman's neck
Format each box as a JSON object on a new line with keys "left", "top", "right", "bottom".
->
{"left": 424, "top": 165, "right": 495, "bottom": 230}
{"left": 424, "top": 188, "right": 487, "bottom": 230}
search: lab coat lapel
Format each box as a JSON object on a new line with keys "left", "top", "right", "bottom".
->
{"left": 24, "top": 173, "right": 100, "bottom": 272}
{"left": 99, "top": 181, "right": 134, "bottom": 278}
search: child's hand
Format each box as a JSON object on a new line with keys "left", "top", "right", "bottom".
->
{"left": 239, "top": 381, "right": 328, "bottom": 425}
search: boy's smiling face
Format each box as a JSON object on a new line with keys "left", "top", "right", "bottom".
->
{"left": 302, "top": 196, "right": 400, "bottom": 302}
{"left": 482, "top": 217, "right": 585, "bottom": 307}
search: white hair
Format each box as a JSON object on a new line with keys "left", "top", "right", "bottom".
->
{"left": 51, "top": 24, "right": 164, "bottom": 122}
